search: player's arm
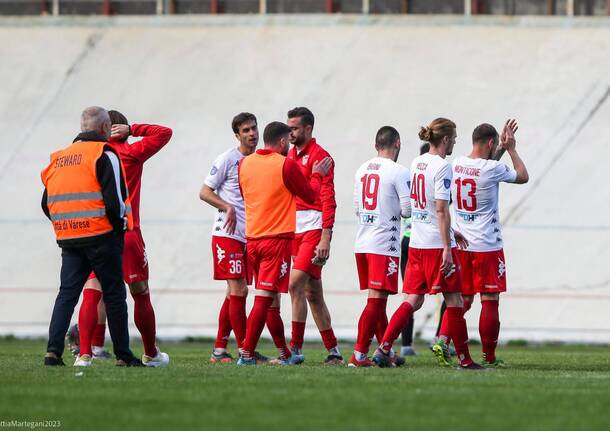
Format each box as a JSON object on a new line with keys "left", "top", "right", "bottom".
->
{"left": 111, "top": 123, "right": 173, "bottom": 163}
{"left": 436, "top": 199, "right": 454, "bottom": 276}
{"left": 199, "top": 157, "right": 236, "bottom": 235}
{"left": 282, "top": 157, "right": 332, "bottom": 204}
{"left": 396, "top": 167, "right": 411, "bottom": 219}
{"left": 317, "top": 154, "right": 336, "bottom": 260}
{"left": 500, "top": 119, "right": 529, "bottom": 184}
{"left": 435, "top": 164, "right": 454, "bottom": 276}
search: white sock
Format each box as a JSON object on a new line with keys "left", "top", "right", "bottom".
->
{"left": 214, "top": 347, "right": 227, "bottom": 355}
{"left": 92, "top": 345, "right": 104, "bottom": 355}
{"left": 354, "top": 351, "right": 367, "bottom": 361}
{"left": 328, "top": 346, "right": 341, "bottom": 356}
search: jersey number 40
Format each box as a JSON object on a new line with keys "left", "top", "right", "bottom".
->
{"left": 410, "top": 173, "right": 427, "bottom": 209}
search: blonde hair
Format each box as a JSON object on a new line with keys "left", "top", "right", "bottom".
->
{"left": 418, "top": 118, "right": 456, "bottom": 146}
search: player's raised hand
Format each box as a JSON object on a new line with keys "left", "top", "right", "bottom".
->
{"left": 454, "top": 230, "right": 469, "bottom": 250}
{"left": 111, "top": 124, "right": 130, "bottom": 141}
{"left": 500, "top": 119, "right": 518, "bottom": 152}
{"left": 312, "top": 156, "right": 333, "bottom": 177}
{"left": 223, "top": 204, "right": 237, "bottom": 235}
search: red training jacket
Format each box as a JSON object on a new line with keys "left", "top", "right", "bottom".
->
{"left": 108, "top": 123, "right": 173, "bottom": 228}
{"left": 287, "top": 138, "right": 336, "bottom": 229}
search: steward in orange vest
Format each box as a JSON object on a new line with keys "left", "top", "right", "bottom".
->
{"left": 41, "top": 131, "right": 133, "bottom": 247}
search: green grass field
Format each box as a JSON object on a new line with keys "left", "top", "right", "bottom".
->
{"left": 0, "top": 338, "right": 608, "bottom": 431}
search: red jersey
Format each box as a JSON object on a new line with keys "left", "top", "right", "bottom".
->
{"left": 108, "top": 123, "right": 172, "bottom": 228}
{"left": 287, "top": 138, "right": 336, "bottom": 229}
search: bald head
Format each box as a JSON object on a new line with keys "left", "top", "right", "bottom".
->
{"left": 81, "top": 106, "right": 111, "bottom": 139}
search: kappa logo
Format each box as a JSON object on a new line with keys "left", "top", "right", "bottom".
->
{"left": 498, "top": 258, "right": 506, "bottom": 277}
{"left": 280, "top": 259, "right": 288, "bottom": 278}
{"left": 387, "top": 258, "right": 398, "bottom": 277}
{"left": 302, "top": 155, "right": 309, "bottom": 166}
{"left": 216, "top": 244, "right": 226, "bottom": 264}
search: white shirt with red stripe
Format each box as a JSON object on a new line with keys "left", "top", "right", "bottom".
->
{"left": 204, "top": 147, "right": 246, "bottom": 243}
{"left": 354, "top": 157, "right": 411, "bottom": 257}
{"left": 409, "top": 153, "right": 457, "bottom": 249}
{"left": 451, "top": 156, "right": 517, "bottom": 252}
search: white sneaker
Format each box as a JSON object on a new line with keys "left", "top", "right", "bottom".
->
{"left": 74, "top": 354, "right": 92, "bottom": 367}
{"left": 142, "top": 349, "right": 170, "bottom": 368}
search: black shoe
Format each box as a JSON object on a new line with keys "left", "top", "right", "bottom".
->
{"left": 44, "top": 356, "right": 65, "bottom": 366}
{"left": 116, "top": 357, "right": 144, "bottom": 367}
{"left": 324, "top": 354, "right": 345, "bottom": 365}
{"left": 254, "top": 351, "right": 269, "bottom": 363}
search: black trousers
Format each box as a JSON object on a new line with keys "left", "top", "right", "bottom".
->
{"left": 46, "top": 233, "right": 134, "bottom": 361}
{"left": 400, "top": 236, "right": 415, "bottom": 347}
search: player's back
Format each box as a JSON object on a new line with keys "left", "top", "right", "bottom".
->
{"left": 452, "top": 156, "right": 517, "bottom": 251}
{"left": 354, "top": 157, "right": 410, "bottom": 257}
{"left": 409, "top": 153, "right": 456, "bottom": 249}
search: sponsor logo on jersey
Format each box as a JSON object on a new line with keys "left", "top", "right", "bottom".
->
{"left": 216, "top": 244, "right": 225, "bottom": 264}
{"left": 456, "top": 211, "right": 478, "bottom": 223}
{"left": 302, "top": 155, "right": 309, "bottom": 166}
{"left": 498, "top": 258, "right": 506, "bottom": 277}
{"left": 413, "top": 210, "right": 430, "bottom": 223}
{"left": 360, "top": 212, "right": 379, "bottom": 225}
{"left": 387, "top": 258, "right": 398, "bottom": 277}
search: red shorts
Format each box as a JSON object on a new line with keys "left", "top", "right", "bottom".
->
{"left": 212, "top": 236, "right": 252, "bottom": 284}
{"left": 247, "top": 237, "right": 292, "bottom": 293}
{"left": 292, "top": 229, "right": 322, "bottom": 280}
{"left": 87, "top": 228, "right": 148, "bottom": 284}
{"left": 403, "top": 247, "right": 462, "bottom": 295}
{"left": 457, "top": 249, "right": 507, "bottom": 295}
{"left": 355, "top": 253, "right": 400, "bottom": 294}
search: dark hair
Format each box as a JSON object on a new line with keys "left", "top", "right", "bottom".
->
{"left": 418, "top": 118, "right": 456, "bottom": 146}
{"left": 419, "top": 143, "right": 430, "bottom": 155}
{"left": 472, "top": 123, "right": 498, "bottom": 144}
{"left": 375, "top": 126, "right": 400, "bottom": 149}
{"left": 108, "top": 110, "right": 128, "bottom": 125}
{"left": 263, "top": 121, "right": 292, "bottom": 145}
{"left": 287, "top": 107, "right": 315, "bottom": 128}
{"left": 232, "top": 112, "right": 257, "bottom": 134}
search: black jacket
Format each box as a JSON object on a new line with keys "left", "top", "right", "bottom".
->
{"left": 42, "top": 132, "right": 129, "bottom": 248}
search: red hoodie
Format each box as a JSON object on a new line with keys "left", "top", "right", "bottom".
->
{"left": 108, "top": 123, "right": 172, "bottom": 228}
{"left": 287, "top": 138, "right": 336, "bottom": 230}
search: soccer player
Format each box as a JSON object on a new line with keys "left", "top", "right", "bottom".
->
{"left": 372, "top": 118, "right": 483, "bottom": 370}
{"left": 349, "top": 126, "right": 411, "bottom": 367}
{"left": 399, "top": 142, "right": 429, "bottom": 358}
{"left": 286, "top": 107, "right": 342, "bottom": 365}
{"left": 200, "top": 112, "right": 263, "bottom": 363}
{"left": 236, "top": 122, "right": 332, "bottom": 365}
{"left": 74, "top": 110, "right": 172, "bottom": 367}
{"left": 435, "top": 120, "right": 528, "bottom": 367}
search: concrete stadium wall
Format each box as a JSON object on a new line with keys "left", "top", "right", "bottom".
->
{"left": 1, "top": 15, "right": 609, "bottom": 344}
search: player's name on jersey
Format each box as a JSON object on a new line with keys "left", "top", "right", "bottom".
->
{"left": 454, "top": 165, "right": 481, "bottom": 177}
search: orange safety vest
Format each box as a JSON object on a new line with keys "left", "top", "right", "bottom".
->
{"left": 41, "top": 141, "right": 134, "bottom": 242}
{"left": 239, "top": 151, "right": 296, "bottom": 239}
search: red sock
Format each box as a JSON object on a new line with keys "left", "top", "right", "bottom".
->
{"left": 380, "top": 301, "right": 413, "bottom": 353}
{"left": 290, "top": 321, "right": 306, "bottom": 350}
{"left": 78, "top": 289, "right": 101, "bottom": 356}
{"left": 480, "top": 300, "right": 500, "bottom": 363}
{"left": 320, "top": 328, "right": 338, "bottom": 351}
{"left": 354, "top": 298, "right": 385, "bottom": 354}
{"left": 446, "top": 306, "right": 473, "bottom": 366}
{"left": 132, "top": 291, "right": 158, "bottom": 357}
{"left": 229, "top": 295, "right": 247, "bottom": 348}
{"left": 214, "top": 297, "right": 231, "bottom": 350}
{"left": 439, "top": 299, "right": 472, "bottom": 344}
{"left": 242, "top": 296, "right": 274, "bottom": 357}
{"left": 375, "top": 299, "right": 388, "bottom": 344}
{"left": 92, "top": 324, "right": 106, "bottom": 348}
{"left": 266, "top": 307, "right": 291, "bottom": 359}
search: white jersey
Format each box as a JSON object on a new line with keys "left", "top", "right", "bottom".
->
{"left": 409, "top": 153, "right": 457, "bottom": 249}
{"left": 354, "top": 157, "right": 411, "bottom": 257}
{"left": 204, "top": 147, "right": 247, "bottom": 243}
{"left": 451, "top": 156, "right": 517, "bottom": 252}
